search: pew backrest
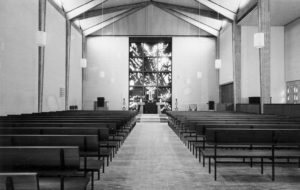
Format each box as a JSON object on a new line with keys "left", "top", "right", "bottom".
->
{"left": 0, "top": 135, "right": 99, "bottom": 153}
{"left": 206, "top": 129, "right": 300, "bottom": 146}
{"left": 0, "top": 173, "right": 39, "bottom": 190}
{"left": 0, "top": 146, "right": 79, "bottom": 173}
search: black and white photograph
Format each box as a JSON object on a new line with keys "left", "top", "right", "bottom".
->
{"left": 0, "top": 0, "right": 300, "bottom": 189}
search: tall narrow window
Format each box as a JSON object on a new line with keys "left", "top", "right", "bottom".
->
{"left": 129, "top": 38, "right": 172, "bottom": 113}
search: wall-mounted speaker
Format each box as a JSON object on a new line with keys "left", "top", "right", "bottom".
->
{"left": 97, "top": 97, "right": 105, "bottom": 107}
{"left": 249, "top": 97, "right": 260, "bottom": 104}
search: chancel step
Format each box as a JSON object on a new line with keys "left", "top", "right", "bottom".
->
{"left": 136, "top": 114, "right": 168, "bottom": 123}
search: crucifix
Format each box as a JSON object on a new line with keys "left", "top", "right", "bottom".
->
{"left": 146, "top": 89, "right": 155, "bottom": 101}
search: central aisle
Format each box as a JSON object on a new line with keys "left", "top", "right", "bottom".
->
{"left": 95, "top": 121, "right": 213, "bottom": 190}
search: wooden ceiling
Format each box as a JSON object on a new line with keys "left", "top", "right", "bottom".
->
{"left": 50, "top": 0, "right": 255, "bottom": 36}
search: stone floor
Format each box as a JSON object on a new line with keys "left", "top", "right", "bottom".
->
{"left": 93, "top": 120, "right": 300, "bottom": 190}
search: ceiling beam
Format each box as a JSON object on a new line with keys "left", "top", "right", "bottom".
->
{"left": 151, "top": 1, "right": 225, "bottom": 19}
{"left": 73, "top": 1, "right": 150, "bottom": 20}
{"left": 47, "top": 0, "right": 82, "bottom": 33}
{"left": 236, "top": 0, "right": 258, "bottom": 23}
{"left": 195, "top": 0, "right": 236, "bottom": 20}
{"left": 155, "top": 5, "right": 219, "bottom": 36}
{"left": 67, "top": 0, "right": 109, "bottom": 20}
{"left": 83, "top": 7, "right": 145, "bottom": 36}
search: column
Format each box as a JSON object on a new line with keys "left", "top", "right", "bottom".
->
{"left": 65, "top": 20, "right": 71, "bottom": 110}
{"left": 38, "top": 0, "right": 46, "bottom": 112}
{"left": 258, "top": 0, "right": 271, "bottom": 114}
{"left": 232, "top": 21, "right": 242, "bottom": 111}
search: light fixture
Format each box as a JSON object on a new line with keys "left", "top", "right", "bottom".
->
{"left": 197, "top": 71, "right": 202, "bottom": 79}
{"left": 129, "top": 80, "right": 134, "bottom": 86}
{"left": 80, "top": 58, "right": 87, "bottom": 68}
{"left": 36, "top": 31, "right": 47, "bottom": 46}
{"left": 215, "top": 59, "right": 222, "bottom": 69}
{"left": 254, "top": 32, "right": 265, "bottom": 48}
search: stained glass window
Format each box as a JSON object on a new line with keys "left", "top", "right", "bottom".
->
{"left": 129, "top": 38, "right": 172, "bottom": 112}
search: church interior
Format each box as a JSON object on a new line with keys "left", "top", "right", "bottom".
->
{"left": 0, "top": 0, "right": 300, "bottom": 189}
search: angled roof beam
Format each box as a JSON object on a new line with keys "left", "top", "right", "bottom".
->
{"left": 195, "top": 0, "right": 236, "bottom": 20}
{"left": 151, "top": 1, "right": 225, "bottom": 19}
{"left": 83, "top": 7, "right": 145, "bottom": 36}
{"left": 67, "top": 0, "right": 109, "bottom": 20}
{"left": 74, "top": 1, "right": 151, "bottom": 20}
{"left": 236, "top": 0, "right": 258, "bottom": 23}
{"left": 155, "top": 5, "right": 219, "bottom": 36}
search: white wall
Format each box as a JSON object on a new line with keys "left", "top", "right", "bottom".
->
{"left": 0, "top": 0, "right": 38, "bottom": 115}
{"left": 84, "top": 37, "right": 218, "bottom": 111}
{"left": 69, "top": 27, "right": 83, "bottom": 109}
{"left": 84, "top": 37, "right": 129, "bottom": 110}
{"left": 241, "top": 26, "right": 285, "bottom": 103}
{"left": 219, "top": 24, "right": 234, "bottom": 85}
{"left": 270, "top": 27, "right": 285, "bottom": 103}
{"left": 285, "top": 18, "right": 300, "bottom": 82}
{"left": 0, "top": 1, "right": 83, "bottom": 115}
{"left": 173, "top": 37, "right": 219, "bottom": 111}
{"left": 43, "top": 1, "right": 66, "bottom": 112}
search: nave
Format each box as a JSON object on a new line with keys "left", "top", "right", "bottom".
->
{"left": 93, "top": 115, "right": 300, "bottom": 190}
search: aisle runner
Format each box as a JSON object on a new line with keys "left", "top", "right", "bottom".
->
{"left": 93, "top": 121, "right": 300, "bottom": 190}
{"left": 94, "top": 122, "right": 213, "bottom": 189}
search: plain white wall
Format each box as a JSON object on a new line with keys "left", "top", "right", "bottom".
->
{"left": 84, "top": 37, "right": 129, "bottom": 110}
{"left": 270, "top": 27, "right": 285, "bottom": 103}
{"left": 43, "top": 1, "right": 66, "bottom": 112}
{"left": 0, "top": 1, "right": 83, "bottom": 115}
{"left": 219, "top": 24, "right": 234, "bottom": 85}
{"left": 84, "top": 37, "right": 218, "bottom": 111}
{"left": 241, "top": 26, "right": 285, "bottom": 103}
{"left": 285, "top": 18, "right": 300, "bottom": 82}
{"left": 0, "top": 0, "right": 38, "bottom": 115}
{"left": 173, "top": 37, "right": 219, "bottom": 111}
{"left": 69, "top": 27, "right": 83, "bottom": 109}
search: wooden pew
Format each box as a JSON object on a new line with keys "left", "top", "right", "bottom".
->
{"left": 0, "top": 127, "right": 117, "bottom": 162}
{"left": 0, "top": 146, "right": 90, "bottom": 190}
{"left": 201, "top": 129, "right": 300, "bottom": 181}
{"left": 0, "top": 134, "right": 105, "bottom": 187}
{"left": 0, "top": 123, "right": 125, "bottom": 148}
{"left": 0, "top": 173, "right": 39, "bottom": 190}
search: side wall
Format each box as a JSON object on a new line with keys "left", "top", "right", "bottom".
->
{"left": 0, "top": 1, "right": 82, "bottom": 115}
{"left": 219, "top": 24, "right": 233, "bottom": 85}
{"left": 241, "top": 26, "right": 285, "bottom": 104}
{"left": 285, "top": 18, "right": 300, "bottom": 82}
{"left": 0, "top": 0, "right": 38, "bottom": 115}
{"left": 84, "top": 37, "right": 218, "bottom": 111}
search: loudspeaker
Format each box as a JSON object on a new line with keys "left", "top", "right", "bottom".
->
{"left": 208, "top": 101, "right": 215, "bottom": 110}
{"left": 249, "top": 97, "right": 260, "bottom": 104}
{"left": 97, "top": 97, "right": 105, "bottom": 107}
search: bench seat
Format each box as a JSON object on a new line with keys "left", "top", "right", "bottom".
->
{"left": 39, "top": 176, "right": 89, "bottom": 190}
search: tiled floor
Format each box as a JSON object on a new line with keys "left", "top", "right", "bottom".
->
{"left": 94, "top": 121, "right": 300, "bottom": 190}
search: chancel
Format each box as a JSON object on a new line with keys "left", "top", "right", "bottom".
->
{"left": 1, "top": 0, "right": 300, "bottom": 189}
